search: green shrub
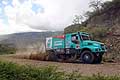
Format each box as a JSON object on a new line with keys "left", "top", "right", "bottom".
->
{"left": 0, "top": 61, "right": 119, "bottom": 80}
{"left": 0, "top": 61, "right": 64, "bottom": 80}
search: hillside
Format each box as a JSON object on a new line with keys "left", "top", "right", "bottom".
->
{"left": 86, "top": 0, "right": 120, "bottom": 34}
{"left": 0, "top": 31, "right": 63, "bottom": 51}
{"left": 64, "top": 0, "right": 120, "bottom": 61}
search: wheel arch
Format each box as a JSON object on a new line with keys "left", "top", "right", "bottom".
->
{"left": 81, "top": 48, "right": 92, "bottom": 54}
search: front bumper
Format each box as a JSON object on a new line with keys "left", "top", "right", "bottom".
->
{"left": 93, "top": 46, "right": 107, "bottom": 53}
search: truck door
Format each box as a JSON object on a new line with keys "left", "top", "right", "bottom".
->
{"left": 71, "top": 34, "right": 80, "bottom": 49}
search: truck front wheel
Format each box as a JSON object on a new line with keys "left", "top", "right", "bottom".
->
{"left": 81, "top": 50, "right": 94, "bottom": 64}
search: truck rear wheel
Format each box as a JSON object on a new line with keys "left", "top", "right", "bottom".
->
{"left": 46, "top": 52, "right": 58, "bottom": 61}
{"left": 81, "top": 50, "right": 94, "bottom": 64}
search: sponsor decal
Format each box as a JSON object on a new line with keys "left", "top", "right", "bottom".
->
{"left": 54, "top": 41, "right": 63, "bottom": 46}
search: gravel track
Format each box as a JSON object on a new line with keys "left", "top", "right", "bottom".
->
{"left": 0, "top": 55, "right": 120, "bottom": 76}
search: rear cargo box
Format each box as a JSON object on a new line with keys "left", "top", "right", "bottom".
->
{"left": 46, "top": 35, "right": 65, "bottom": 50}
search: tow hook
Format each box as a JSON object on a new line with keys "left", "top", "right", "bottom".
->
{"left": 96, "top": 53, "right": 99, "bottom": 56}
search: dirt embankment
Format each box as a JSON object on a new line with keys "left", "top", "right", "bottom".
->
{"left": 0, "top": 54, "right": 120, "bottom": 76}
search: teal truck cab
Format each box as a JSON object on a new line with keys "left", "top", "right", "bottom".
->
{"left": 46, "top": 32, "right": 107, "bottom": 64}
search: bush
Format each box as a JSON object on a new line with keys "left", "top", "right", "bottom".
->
{"left": 0, "top": 61, "right": 119, "bottom": 80}
{"left": 0, "top": 61, "right": 64, "bottom": 80}
{"left": 87, "top": 27, "right": 108, "bottom": 41}
{"left": 0, "top": 44, "right": 16, "bottom": 55}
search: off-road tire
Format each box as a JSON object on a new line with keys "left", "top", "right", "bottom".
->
{"left": 46, "top": 52, "right": 58, "bottom": 61}
{"left": 81, "top": 50, "right": 95, "bottom": 64}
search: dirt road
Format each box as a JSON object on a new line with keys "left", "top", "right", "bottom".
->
{"left": 0, "top": 55, "right": 120, "bottom": 76}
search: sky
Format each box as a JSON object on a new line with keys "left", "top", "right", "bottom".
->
{"left": 0, "top": 0, "right": 111, "bottom": 35}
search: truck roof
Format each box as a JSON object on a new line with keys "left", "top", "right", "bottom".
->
{"left": 66, "top": 32, "right": 89, "bottom": 35}
{"left": 46, "top": 32, "right": 89, "bottom": 39}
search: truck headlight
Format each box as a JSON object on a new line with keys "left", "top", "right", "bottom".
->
{"left": 95, "top": 48, "right": 101, "bottom": 52}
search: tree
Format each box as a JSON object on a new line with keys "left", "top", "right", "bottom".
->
{"left": 89, "top": 0, "right": 103, "bottom": 12}
{"left": 72, "top": 15, "right": 84, "bottom": 24}
{"left": 84, "top": 0, "right": 103, "bottom": 19}
{"left": 84, "top": 11, "right": 93, "bottom": 19}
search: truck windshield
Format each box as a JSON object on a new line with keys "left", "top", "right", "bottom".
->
{"left": 81, "top": 35, "right": 90, "bottom": 40}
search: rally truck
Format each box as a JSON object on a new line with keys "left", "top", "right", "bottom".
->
{"left": 46, "top": 32, "right": 107, "bottom": 64}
